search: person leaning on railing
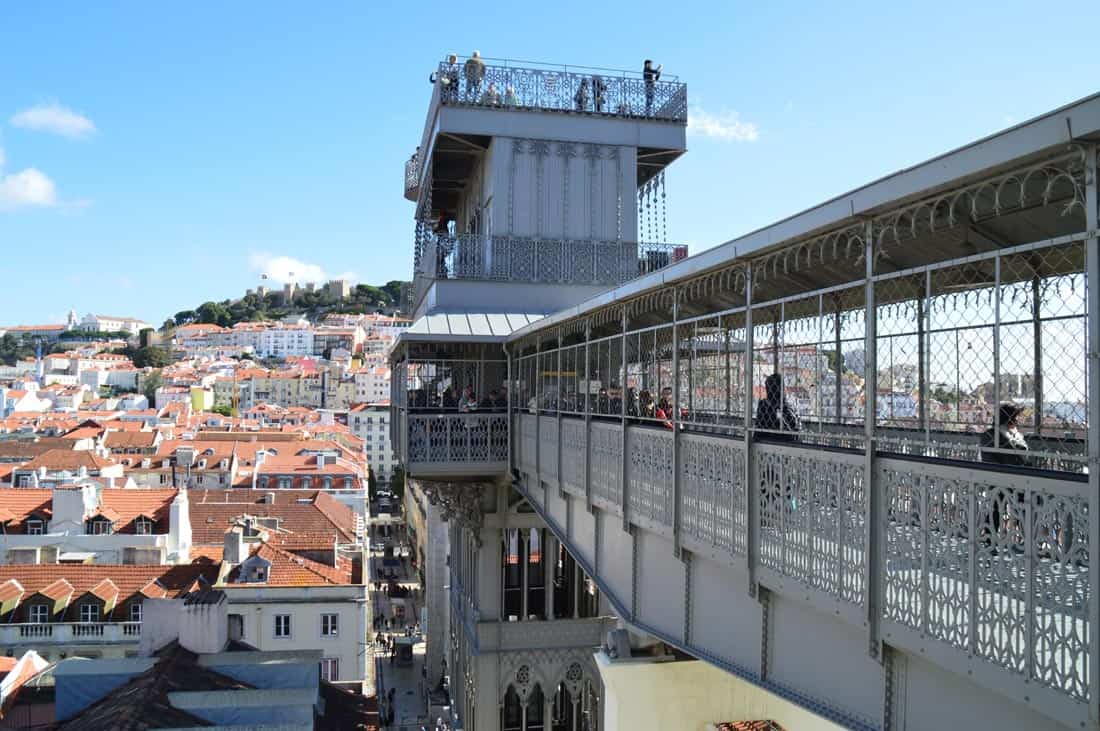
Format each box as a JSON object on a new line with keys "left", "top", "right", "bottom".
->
{"left": 429, "top": 53, "right": 459, "bottom": 102}
{"left": 755, "top": 373, "right": 802, "bottom": 522}
{"left": 464, "top": 50, "right": 485, "bottom": 101}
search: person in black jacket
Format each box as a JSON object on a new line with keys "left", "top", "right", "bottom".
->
{"left": 643, "top": 59, "right": 662, "bottom": 115}
{"left": 755, "top": 373, "right": 801, "bottom": 442}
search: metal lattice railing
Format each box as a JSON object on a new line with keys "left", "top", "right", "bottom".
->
{"left": 405, "top": 413, "right": 508, "bottom": 465}
{"left": 404, "top": 150, "right": 420, "bottom": 196}
{"left": 413, "top": 234, "right": 686, "bottom": 309}
{"left": 433, "top": 59, "right": 688, "bottom": 123}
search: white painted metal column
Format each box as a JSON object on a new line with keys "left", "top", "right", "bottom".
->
{"left": 1084, "top": 143, "right": 1099, "bottom": 720}
{"left": 863, "top": 220, "right": 881, "bottom": 660}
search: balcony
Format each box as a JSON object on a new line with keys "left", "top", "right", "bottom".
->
{"left": 404, "top": 149, "right": 420, "bottom": 201}
{"left": 401, "top": 412, "right": 509, "bottom": 478}
{"left": 1, "top": 622, "right": 142, "bottom": 645}
{"left": 433, "top": 58, "right": 688, "bottom": 123}
{"left": 413, "top": 234, "right": 687, "bottom": 311}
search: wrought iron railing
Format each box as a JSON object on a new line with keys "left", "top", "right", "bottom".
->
{"left": 512, "top": 413, "right": 1092, "bottom": 714}
{"left": 405, "top": 412, "right": 509, "bottom": 466}
{"left": 413, "top": 234, "right": 686, "bottom": 306}
{"left": 433, "top": 60, "right": 687, "bottom": 123}
{"left": 404, "top": 150, "right": 420, "bottom": 196}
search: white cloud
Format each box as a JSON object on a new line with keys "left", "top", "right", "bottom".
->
{"left": 10, "top": 102, "right": 96, "bottom": 139}
{"left": 247, "top": 252, "right": 356, "bottom": 285}
{"left": 688, "top": 107, "right": 760, "bottom": 142}
{"left": 0, "top": 167, "right": 57, "bottom": 209}
{"left": 0, "top": 145, "right": 5, "bottom": 169}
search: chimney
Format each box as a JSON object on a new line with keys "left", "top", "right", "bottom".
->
{"left": 169, "top": 490, "right": 191, "bottom": 562}
{"left": 223, "top": 525, "right": 246, "bottom": 565}
{"left": 265, "top": 492, "right": 276, "bottom": 505}
{"left": 179, "top": 591, "right": 229, "bottom": 655}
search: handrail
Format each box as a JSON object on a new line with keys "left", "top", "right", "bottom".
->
{"left": 433, "top": 61, "right": 687, "bottom": 123}
{"left": 442, "top": 55, "right": 682, "bottom": 82}
{"left": 412, "top": 235, "right": 687, "bottom": 309}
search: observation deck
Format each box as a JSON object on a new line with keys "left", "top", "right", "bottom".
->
{"left": 402, "top": 56, "right": 690, "bottom": 321}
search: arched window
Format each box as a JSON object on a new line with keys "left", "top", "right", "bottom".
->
{"left": 552, "top": 682, "right": 576, "bottom": 731}
{"left": 502, "top": 685, "right": 523, "bottom": 731}
{"left": 527, "top": 684, "right": 545, "bottom": 731}
{"left": 502, "top": 682, "right": 548, "bottom": 731}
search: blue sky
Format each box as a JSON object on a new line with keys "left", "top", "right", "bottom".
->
{"left": 1, "top": 1, "right": 1098, "bottom": 326}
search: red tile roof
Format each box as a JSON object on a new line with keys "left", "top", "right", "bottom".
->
{"left": 0, "top": 565, "right": 216, "bottom": 619}
{"left": 0, "top": 488, "right": 177, "bottom": 533}
{"left": 39, "top": 579, "right": 74, "bottom": 601}
{"left": 104, "top": 430, "right": 158, "bottom": 448}
{"left": 226, "top": 542, "right": 351, "bottom": 586}
{"left": 0, "top": 579, "right": 24, "bottom": 603}
{"left": 188, "top": 489, "right": 356, "bottom": 545}
{"left": 20, "top": 450, "right": 117, "bottom": 472}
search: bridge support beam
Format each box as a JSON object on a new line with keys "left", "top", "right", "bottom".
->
{"left": 1085, "top": 143, "right": 1099, "bottom": 724}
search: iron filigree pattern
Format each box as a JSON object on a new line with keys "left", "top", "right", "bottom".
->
{"left": 419, "top": 232, "right": 680, "bottom": 286}
{"left": 407, "top": 416, "right": 428, "bottom": 463}
{"left": 418, "top": 480, "right": 486, "bottom": 543}
{"left": 754, "top": 445, "right": 866, "bottom": 606}
{"left": 539, "top": 415, "right": 560, "bottom": 482}
{"left": 437, "top": 60, "right": 688, "bottom": 123}
{"left": 678, "top": 433, "right": 747, "bottom": 556}
{"left": 589, "top": 421, "right": 623, "bottom": 512}
{"left": 881, "top": 462, "right": 1090, "bottom": 701}
{"left": 561, "top": 418, "right": 587, "bottom": 496}
{"left": 406, "top": 414, "right": 508, "bottom": 465}
{"left": 519, "top": 413, "right": 538, "bottom": 474}
{"left": 625, "top": 426, "right": 674, "bottom": 529}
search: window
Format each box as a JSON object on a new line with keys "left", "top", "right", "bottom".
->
{"left": 79, "top": 604, "right": 100, "bottom": 623}
{"left": 134, "top": 517, "right": 153, "bottom": 535}
{"left": 321, "top": 613, "right": 338, "bottom": 637}
{"left": 129, "top": 602, "right": 142, "bottom": 622}
{"left": 85, "top": 518, "right": 113, "bottom": 535}
{"left": 274, "top": 614, "right": 292, "bottom": 638}
{"left": 29, "top": 604, "right": 48, "bottom": 624}
{"left": 321, "top": 657, "right": 339, "bottom": 682}
{"left": 26, "top": 519, "right": 43, "bottom": 536}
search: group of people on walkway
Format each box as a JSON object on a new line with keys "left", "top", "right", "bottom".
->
{"left": 430, "top": 52, "right": 668, "bottom": 116}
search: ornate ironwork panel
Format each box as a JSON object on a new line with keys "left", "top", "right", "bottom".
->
{"left": 625, "top": 425, "right": 674, "bottom": 529}
{"left": 753, "top": 443, "right": 866, "bottom": 606}
{"left": 679, "top": 433, "right": 747, "bottom": 556}
{"left": 880, "top": 459, "right": 1090, "bottom": 701}
{"left": 561, "top": 417, "right": 587, "bottom": 496}
{"left": 520, "top": 413, "right": 538, "bottom": 474}
{"left": 589, "top": 421, "right": 623, "bottom": 512}
{"left": 405, "top": 414, "right": 509, "bottom": 467}
{"left": 435, "top": 60, "right": 688, "bottom": 123}
{"left": 539, "top": 415, "right": 560, "bottom": 482}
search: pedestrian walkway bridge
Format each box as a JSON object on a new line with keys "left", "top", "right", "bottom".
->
{"left": 392, "top": 93, "right": 1100, "bottom": 730}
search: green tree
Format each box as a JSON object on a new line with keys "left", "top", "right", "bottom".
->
{"left": 132, "top": 345, "right": 172, "bottom": 368}
{"left": 382, "top": 280, "right": 404, "bottom": 305}
{"left": 160, "top": 318, "right": 176, "bottom": 333}
{"left": 389, "top": 466, "right": 405, "bottom": 501}
{"left": 367, "top": 466, "right": 378, "bottom": 500}
{"left": 0, "top": 334, "right": 34, "bottom": 366}
{"left": 174, "top": 310, "right": 197, "bottom": 326}
{"left": 210, "top": 404, "right": 233, "bottom": 417}
{"left": 142, "top": 370, "right": 163, "bottom": 405}
{"left": 196, "top": 301, "right": 231, "bottom": 326}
